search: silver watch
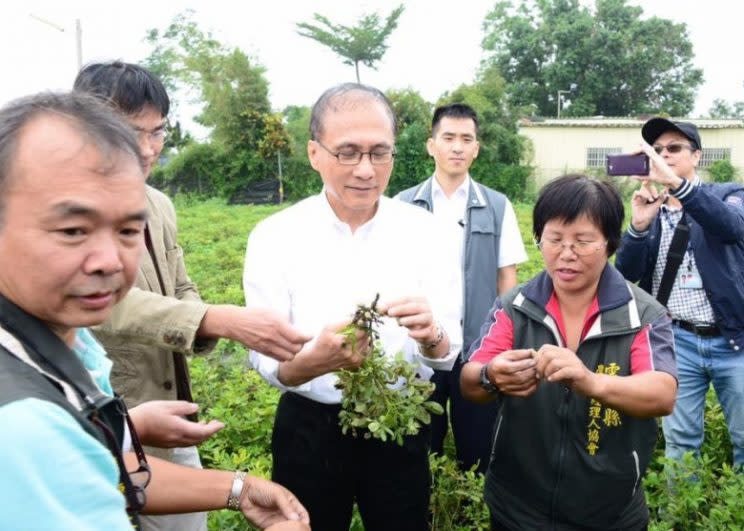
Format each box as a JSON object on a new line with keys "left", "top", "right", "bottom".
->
{"left": 479, "top": 364, "right": 498, "bottom": 394}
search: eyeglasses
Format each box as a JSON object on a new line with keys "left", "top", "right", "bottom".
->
{"left": 653, "top": 142, "right": 694, "bottom": 155}
{"left": 132, "top": 124, "right": 168, "bottom": 145}
{"left": 537, "top": 239, "right": 607, "bottom": 256}
{"left": 315, "top": 140, "right": 395, "bottom": 165}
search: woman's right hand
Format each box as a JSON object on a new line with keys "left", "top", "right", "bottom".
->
{"left": 487, "top": 349, "right": 538, "bottom": 397}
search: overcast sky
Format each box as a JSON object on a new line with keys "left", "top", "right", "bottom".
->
{"left": 2, "top": 0, "right": 742, "bottom": 135}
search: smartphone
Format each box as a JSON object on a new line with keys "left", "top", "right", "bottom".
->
{"left": 606, "top": 153, "right": 650, "bottom": 176}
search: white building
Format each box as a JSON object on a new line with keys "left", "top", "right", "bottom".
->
{"left": 518, "top": 117, "right": 744, "bottom": 184}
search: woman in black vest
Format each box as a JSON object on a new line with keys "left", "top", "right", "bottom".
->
{"left": 461, "top": 175, "right": 677, "bottom": 531}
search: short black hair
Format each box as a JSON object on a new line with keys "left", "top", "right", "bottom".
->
{"left": 73, "top": 61, "right": 170, "bottom": 117}
{"left": 309, "top": 83, "right": 396, "bottom": 141}
{"left": 431, "top": 103, "right": 479, "bottom": 137}
{"left": 533, "top": 174, "right": 624, "bottom": 256}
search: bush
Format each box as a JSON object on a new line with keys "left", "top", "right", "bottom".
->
{"left": 190, "top": 345, "right": 277, "bottom": 530}
{"left": 644, "top": 391, "right": 742, "bottom": 530}
{"left": 387, "top": 121, "right": 434, "bottom": 197}
{"left": 150, "top": 142, "right": 230, "bottom": 198}
{"left": 281, "top": 154, "right": 322, "bottom": 201}
{"left": 429, "top": 455, "right": 489, "bottom": 530}
{"left": 478, "top": 163, "right": 532, "bottom": 203}
{"left": 707, "top": 158, "right": 738, "bottom": 183}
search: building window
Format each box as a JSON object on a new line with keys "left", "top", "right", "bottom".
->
{"left": 586, "top": 147, "right": 621, "bottom": 168}
{"left": 699, "top": 148, "right": 731, "bottom": 168}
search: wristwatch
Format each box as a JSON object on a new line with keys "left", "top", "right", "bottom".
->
{"left": 479, "top": 363, "right": 498, "bottom": 394}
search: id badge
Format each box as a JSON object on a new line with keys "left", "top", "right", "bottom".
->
{"left": 678, "top": 270, "right": 703, "bottom": 289}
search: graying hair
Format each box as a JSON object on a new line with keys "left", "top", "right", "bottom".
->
{"left": 0, "top": 91, "right": 144, "bottom": 223}
{"left": 309, "top": 83, "right": 397, "bottom": 141}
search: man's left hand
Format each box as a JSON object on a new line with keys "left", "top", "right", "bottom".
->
{"left": 379, "top": 296, "right": 438, "bottom": 345}
{"left": 240, "top": 475, "right": 310, "bottom": 529}
{"left": 128, "top": 400, "right": 224, "bottom": 448}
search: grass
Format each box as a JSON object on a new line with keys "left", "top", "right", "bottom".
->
{"left": 175, "top": 197, "right": 740, "bottom": 530}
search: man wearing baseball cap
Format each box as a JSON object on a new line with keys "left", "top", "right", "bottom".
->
{"left": 616, "top": 117, "right": 744, "bottom": 470}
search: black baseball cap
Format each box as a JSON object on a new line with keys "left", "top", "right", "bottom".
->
{"left": 642, "top": 117, "right": 702, "bottom": 150}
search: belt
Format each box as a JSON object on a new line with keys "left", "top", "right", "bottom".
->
{"left": 673, "top": 319, "right": 721, "bottom": 338}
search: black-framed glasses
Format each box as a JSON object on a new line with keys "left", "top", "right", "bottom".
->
{"left": 315, "top": 139, "right": 395, "bottom": 165}
{"left": 653, "top": 142, "right": 694, "bottom": 155}
{"left": 536, "top": 239, "right": 607, "bottom": 256}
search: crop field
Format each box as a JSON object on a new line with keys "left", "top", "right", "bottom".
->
{"left": 177, "top": 198, "right": 742, "bottom": 530}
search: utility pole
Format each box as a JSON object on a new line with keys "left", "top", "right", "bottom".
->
{"left": 557, "top": 90, "right": 570, "bottom": 118}
{"left": 75, "top": 18, "right": 83, "bottom": 70}
{"left": 556, "top": 84, "right": 578, "bottom": 118}
{"left": 29, "top": 14, "right": 82, "bottom": 71}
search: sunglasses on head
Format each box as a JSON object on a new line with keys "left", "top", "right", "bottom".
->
{"left": 653, "top": 142, "right": 695, "bottom": 155}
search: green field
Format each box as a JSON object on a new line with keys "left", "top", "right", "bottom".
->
{"left": 178, "top": 198, "right": 743, "bottom": 531}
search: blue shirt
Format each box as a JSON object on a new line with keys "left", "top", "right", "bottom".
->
{"left": 0, "top": 329, "right": 133, "bottom": 530}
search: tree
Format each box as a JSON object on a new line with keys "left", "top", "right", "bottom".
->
{"left": 296, "top": 5, "right": 405, "bottom": 82}
{"left": 143, "top": 11, "right": 289, "bottom": 201}
{"left": 482, "top": 0, "right": 704, "bottom": 117}
{"left": 438, "top": 65, "right": 530, "bottom": 200}
{"left": 281, "top": 105, "right": 322, "bottom": 201}
{"left": 709, "top": 99, "right": 744, "bottom": 119}
{"left": 386, "top": 88, "right": 433, "bottom": 196}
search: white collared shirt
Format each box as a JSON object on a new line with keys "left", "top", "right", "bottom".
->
{"left": 430, "top": 174, "right": 527, "bottom": 268}
{"left": 243, "top": 192, "right": 463, "bottom": 404}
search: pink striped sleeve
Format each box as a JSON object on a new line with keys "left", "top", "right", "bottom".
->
{"left": 630, "top": 313, "right": 676, "bottom": 377}
{"left": 470, "top": 309, "right": 514, "bottom": 364}
{"left": 630, "top": 325, "right": 654, "bottom": 374}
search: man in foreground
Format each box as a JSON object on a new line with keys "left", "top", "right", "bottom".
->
{"left": 75, "top": 61, "right": 311, "bottom": 530}
{"left": 0, "top": 91, "right": 309, "bottom": 530}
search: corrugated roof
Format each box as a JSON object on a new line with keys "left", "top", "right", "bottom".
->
{"left": 519, "top": 117, "right": 744, "bottom": 129}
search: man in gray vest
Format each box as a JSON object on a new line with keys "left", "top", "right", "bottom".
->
{"left": 397, "top": 103, "right": 527, "bottom": 472}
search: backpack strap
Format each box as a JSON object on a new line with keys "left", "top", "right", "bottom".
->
{"left": 0, "top": 325, "right": 84, "bottom": 410}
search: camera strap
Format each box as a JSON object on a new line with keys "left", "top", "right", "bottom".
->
{"left": 0, "top": 295, "right": 144, "bottom": 525}
{"left": 656, "top": 214, "right": 690, "bottom": 307}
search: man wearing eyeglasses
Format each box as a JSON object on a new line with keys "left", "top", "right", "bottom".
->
{"left": 243, "top": 83, "right": 462, "bottom": 531}
{"left": 74, "top": 61, "right": 311, "bottom": 531}
{"left": 396, "top": 103, "right": 527, "bottom": 474}
{"left": 616, "top": 117, "right": 744, "bottom": 470}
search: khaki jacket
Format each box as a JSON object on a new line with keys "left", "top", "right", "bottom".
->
{"left": 92, "top": 186, "right": 215, "bottom": 457}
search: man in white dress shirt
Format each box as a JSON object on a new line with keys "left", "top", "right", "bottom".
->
{"left": 397, "top": 103, "right": 527, "bottom": 473}
{"left": 243, "top": 83, "right": 462, "bottom": 531}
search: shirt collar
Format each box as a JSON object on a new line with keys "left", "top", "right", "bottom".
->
{"left": 521, "top": 263, "right": 631, "bottom": 314}
{"left": 431, "top": 174, "right": 470, "bottom": 201}
{"left": 317, "top": 188, "right": 384, "bottom": 234}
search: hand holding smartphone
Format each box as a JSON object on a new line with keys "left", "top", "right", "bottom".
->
{"left": 606, "top": 153, "right": 650, "bottom": 176}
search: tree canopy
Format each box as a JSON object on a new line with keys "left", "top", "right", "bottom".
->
{"left": 708, "top": 99, "right": 744, "bottom": 119}
{"left": 482, "top": 0, "right": 703, "bottom": 117}
{"left": 296, "top": 5, "right": 404, "bottom": 82}
{"left": 143, "top": 11, "right": 288, "bottom": 201}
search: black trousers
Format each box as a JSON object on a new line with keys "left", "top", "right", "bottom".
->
{"left": 430, "top": 356, "right": 499, "bottom": 474}
{"left": 272, "top": 392, "right": 431, "bottom": 531}
{"left": 490, "top": 513, "right": 649, "bottom": 531}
